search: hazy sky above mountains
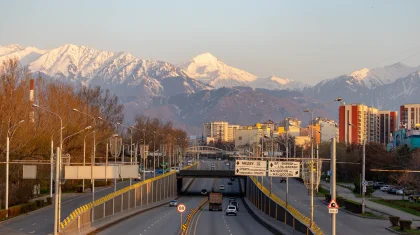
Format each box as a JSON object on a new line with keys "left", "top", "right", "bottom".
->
{"left": 1, "top": 0, "right": 419, "bottom": 85}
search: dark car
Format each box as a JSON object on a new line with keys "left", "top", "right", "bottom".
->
{"left": 228, "top": 181, "right": 232, "bottom": 185}
{"left": 201, "top": 189, "right": 208, "bottom": 195}
{"left": 229, "top": 201, "right": 239, "bottom": 211}
{"left": 388, "top": 187, "right": 400, "bottom": 194}
{"left": 280, "top": 177, "right": 286, "bottom": 183}
{"left": 373, "top": 182, "right": 385, "bottom": 190}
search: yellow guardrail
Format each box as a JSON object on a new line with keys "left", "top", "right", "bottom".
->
{"left": 250, "top": 176, "right": 323, "bottom": 235}
{"left": 60, "top": 162, "right": 198, "bottom": 230}
{"left": 181, "top": 198, "right": 208, "bottom": 235}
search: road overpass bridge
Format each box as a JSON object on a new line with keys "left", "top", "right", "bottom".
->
{"left": 185, "top": 146, "right": 237, "bottom": 155}
{"left": 177, "top": 169, "right": 245, "bottom": 178}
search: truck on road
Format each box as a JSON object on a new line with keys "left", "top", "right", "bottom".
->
{"left": 209, "top": 192, "right": 223, "bottom": 211}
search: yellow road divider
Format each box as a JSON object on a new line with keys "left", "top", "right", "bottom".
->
{"left": 180, "top": 198, "right": 208, "bottom": 235}
{"left": 61, "top": 162, "right": 198, "bottom": 231}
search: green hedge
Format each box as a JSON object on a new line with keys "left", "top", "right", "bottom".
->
{"left": 0, "top": 209, "right": 7, "bottom": 218}
{"left": 343, "top": 199, "right": 362, "bottom": 214}
{"left": 8, "top": 202, "right": 38, "bottom": 217}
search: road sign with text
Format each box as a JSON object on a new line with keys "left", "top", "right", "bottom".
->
{"left": 328, "top": 198, "right": 339, "bottom": 214}
{"left": 268, "top": 161, "right": 300, "bottom": 177}
{"left": 235, "top": 160, "right": 266, "bottom": 176}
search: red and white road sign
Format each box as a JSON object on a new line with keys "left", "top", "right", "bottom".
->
{"left": 177, "top": 204, "right": 186, "bottom": 213}
{"left": 328, "top": 198, "right": 339, "bottom": 209}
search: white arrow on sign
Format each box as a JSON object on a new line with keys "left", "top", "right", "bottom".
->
{"left": 235, "top": 160, "right": 266, "bottom": 176}
{"left": 268, "top": 161, "right": 300, "bottom": 177}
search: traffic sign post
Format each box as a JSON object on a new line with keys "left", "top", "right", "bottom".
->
{"left": 177, "top": 204, "right": 186, "bottom": 230}
{"left": 328, "top": 198, "right": 339, "bottom": 214}
{"left": 234, "top": 160, "right": 266, "bottom": 176}
{"left": 268, "top": 161, "right": 300, "bottom": 177}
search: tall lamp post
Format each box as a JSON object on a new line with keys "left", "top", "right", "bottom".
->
{"left": 116, "top": 122, "right": 134, "bottom": 188}
{"left": 303, "top": 97, "right": 342, "bottom": 228}
{"left": 32, "top": 104, "right": 62, "bottom": 235}
{"left": 82, "top": 131, "right": 95, "bottom": 192}
{"left": 5, "top": 120, "right": 25, "bottom": 218}
{"left": 72, "top": 109, "right": 98, "bottom": 222}
{"left": 349, "top": 122, "right": 366, "bottom": 214}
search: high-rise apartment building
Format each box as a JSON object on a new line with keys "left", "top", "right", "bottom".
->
{"left": 203, "top": 121, "right": 229, "bottom": 142}
{"left": 400, "top": 104, "right": 420, "bottom": 130}
{"left": 227, "top": 124, "right": 240, "bottom": 142}
{"left": 339, "top": 104, "right": 397, "bottom": 144}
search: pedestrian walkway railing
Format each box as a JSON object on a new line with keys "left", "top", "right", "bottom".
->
{"left": 247, "top": 176, "right": 323, "bottom": 235}
{"left": 60, "top": 162, "right": 198, "bottom": 234}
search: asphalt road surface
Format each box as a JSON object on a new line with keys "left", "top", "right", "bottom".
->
{"left": 99, "top": 159, "right": 272, "bottom": 235}
{"left": 0, "top": 159, "right": 192, "bottom": 235}
{"left": 263, "top": 176, "right": 393, "bottom": 235}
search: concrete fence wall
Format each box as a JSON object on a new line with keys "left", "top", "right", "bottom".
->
{"left": 246, "top": 176, "right": 323, "bottom": 235}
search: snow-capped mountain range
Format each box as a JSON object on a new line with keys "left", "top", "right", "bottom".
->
{"left": 2, "top": 43, "right": 420, "bottom": 126}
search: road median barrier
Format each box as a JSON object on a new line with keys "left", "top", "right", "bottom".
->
{"left": 180, "top": 198, "right": 208, "bottom": 235}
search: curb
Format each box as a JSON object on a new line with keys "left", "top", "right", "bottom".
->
{"left": 319, "top": 199, "right": 387, "bottom": 220}
{"left": 385, "top": 226, "right": 412, "bottom": 235}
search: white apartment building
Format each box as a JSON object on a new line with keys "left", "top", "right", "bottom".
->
{"left": 227, "top": 124, "right": 241, "bottom": 142}
{"left": 203, "top": 121, "right": 229, "bottom": 142}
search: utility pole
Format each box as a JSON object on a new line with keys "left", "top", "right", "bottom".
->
{"left": 285, "top": 129, "right": 289, "bottom": 207}
{"left": 331, "top": 137, "right": 337, "bottom": 235}
{"left": 362, "top": 139, "right": 366, "bottom": 214}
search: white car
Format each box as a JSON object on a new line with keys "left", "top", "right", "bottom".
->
{"left": 169, "top": 200, "right": 178, "bottom": 207}
{"left": 396, "top": 189, "right": 405, "bottom": 195}
{"left": 219, "top": 185, "right": 225, "bottom": 190}
{"left": 380, "top": 185, "right": 392, "bottom": 191}
{"left": 225, "top": 205, "right": 237, "bottom": 216}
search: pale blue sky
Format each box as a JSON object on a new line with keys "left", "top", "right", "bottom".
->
{"left": 1, "top": 0, "right": 419, "bottom": 84}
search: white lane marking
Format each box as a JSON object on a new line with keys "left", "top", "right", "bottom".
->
{"left": 32, "top": 223, "right": 36, "bottom": 225}
{"left": 19, "top": 228, "right": 23, "bottom": 231}
{"left": 28, "top": 231, "right": 35, "bottom": 234}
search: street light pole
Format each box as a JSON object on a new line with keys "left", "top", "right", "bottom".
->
{"left": 5, "top": 120, "right": 25, "bottom": 217}
{"left": 32, "top": 104, "right": 62, "bottom": 235}
{"left": 73, "top": 109, "right": 98, "bottom": 223}
{"left": 362, "top": 139, "right": 366, "bottom": 214}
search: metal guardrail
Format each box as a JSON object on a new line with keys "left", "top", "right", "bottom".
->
{"left": 60, "top": 162, "right": 198, "bottom": 234}
{"left": 248, "top": 176, "right": 323, "bottom": 235}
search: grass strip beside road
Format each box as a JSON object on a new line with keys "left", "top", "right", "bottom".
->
{"left": 390, "top": 226, "right": 420, "bottom": 234}
{"left": 371, "top": 199, "right": 420, "bottom": 217}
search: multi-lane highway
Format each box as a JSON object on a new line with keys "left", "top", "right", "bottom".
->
{"left": 263, "top": 176, "right": 393, "bottom": 235}
{"left": 0, "top": 159, "right": 188, "bottom": 235}
{"left": 98, "top": 159, "right": 272, "bottom": 235}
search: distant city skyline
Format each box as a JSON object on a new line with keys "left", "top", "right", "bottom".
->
{"left": 1, "top": 0, "right": 420, "bottom": 85}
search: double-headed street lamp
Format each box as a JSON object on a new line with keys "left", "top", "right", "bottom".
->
{"left": 303, "top": 97, "right": 342, "bottom": 228}
{"left": 32, "top": 104, "right": 62, "bottom": 235}
{"left": 5, "top": 119, "right": 25, "bottom": 218}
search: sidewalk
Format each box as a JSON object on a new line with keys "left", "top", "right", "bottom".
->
{"left": 321, "top": 181, "right": 420, "bottom": 222}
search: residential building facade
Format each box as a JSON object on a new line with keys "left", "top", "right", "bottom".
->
{"left": 400, "top": 104, "right": 420, "bottom": 130}
{"left": 339, "top": 104, "right": 397, "bottom": 144}
{"left": 320, "top": 121, "right": 338, "bottom": 143}
{"left": 227, "top": 124, "right": 240, "bottom": 142}
{"left": 203, "top": 121, "right": 229, "bottom": 142}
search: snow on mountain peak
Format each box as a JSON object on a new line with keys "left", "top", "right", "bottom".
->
{"left": 180, "top": 52, "right": 257, "bottom": 88}
{"left": 0, "top": 44, "right": 46, "bottom": 65}
{"left": 269, "top": 76, "right": 291, "bottom": 85}
{"left": 349, "top": 68, "right": 370, "bottom": 81}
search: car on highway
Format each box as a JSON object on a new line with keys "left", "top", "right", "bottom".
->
{"left": 226, "top": 162, "right": 230, "bottom": 166}
{"left": 229, "top": 197, "right": 236, "bottom": 203}
{"left": 229, "top": 201, "right": 239, "bottom": 211}
{"left": 201, "top": 189, "right": 208, "bottom": 195}
{"left": 230, "top": 178, "right": 235, "bottom": 181}
{"left": 219, "top": 185, "right": 225, "bottom": 190}
{"left": 134, "top": 173, "right": 142, "bottom": 181}
{"left": 380, "top": 185, "right": 392, "bottom": 191}
{"left": 228, "top": 181, "right": 232, "bottom": 185}
{"left": 280, "top": 177, "right": 286, "bottom": 183}
{"left": 225, "top": 205, "right": 237, "bottom": 216}
{"left": 169, "top": 200, "right": 178, "bottom": 207}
